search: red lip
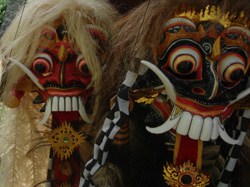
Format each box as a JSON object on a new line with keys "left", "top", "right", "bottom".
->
{"left": 46, "top": 88, "right": 85, "bottom": 97}
{"left": 176, "top": 97, "right": 233, "bottom": 119}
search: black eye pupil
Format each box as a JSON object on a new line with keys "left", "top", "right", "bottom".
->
{"left": 35, "top": 64, "right": 46, "bottom": 73}
{"left": 230, "top": 69, "right": 244, "bottom": 81}
{"left": 177, "top": 61, "right": 193, "bottom": 74}
{"left": 81, "top": 64, "right": 89, "bottom": 73}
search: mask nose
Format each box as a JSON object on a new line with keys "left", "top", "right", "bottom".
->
{"left": 191, "top": 58, "right": 219, "bottom": 100}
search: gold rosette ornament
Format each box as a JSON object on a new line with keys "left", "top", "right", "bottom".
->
{"left": 163, "top": 161, "right": 210, "bottom": 187}
{"left": 47, "top": 122, "right": 85, "bottom": 160}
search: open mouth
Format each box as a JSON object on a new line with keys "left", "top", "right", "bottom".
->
{"left": 140, "top": 60, "right": 240, "bottom": 145}
{"left": 40, "top": 96, "right": 92, "bottom": 125}
{"left": 146, "top": 97, "right": 239, "bottom": 145}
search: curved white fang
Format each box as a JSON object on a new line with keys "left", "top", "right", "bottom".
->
{"left": 213, "top": 117, "right": 239, "bottom": 145}
{"left": 141, "top": 60, "right": 176, "bottom": 103}
{"left": 228, "top": 87, "right": 250, "bottom": 106}
{"left": 78, "top": 97, "right": 93, "bottom": 124}
{"left": 146, "top": 114, "right": 181, "bottom": 134}
{"left": 39, "top": 98, "right": 52, "bottom": 125}
{"left": 218, "top": 123, "right": 239, "bottom": 145}
{"left": 7, "top": 58, "right": 45, "bottom": 90}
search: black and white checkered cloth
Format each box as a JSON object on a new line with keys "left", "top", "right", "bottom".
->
{"left": 218, "top": 109, "right": 249, "bottom": 187}
{"left": 79, "top": 66, "right": 147, "bottom": 187}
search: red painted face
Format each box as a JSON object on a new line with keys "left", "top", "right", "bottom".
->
{"left": 31, "top": 27, "right": 93, "bottom": 103}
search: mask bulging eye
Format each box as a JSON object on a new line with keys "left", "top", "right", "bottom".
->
{"left": 32, "top": 53, "right": 53, "bottom": 76}
{"left": 167, "top": 45, "right": 202, "bottom": 75}
{"left": 173, "top": 55, "right": 197, "bottom": 74}
{"left": 76, "top": 55, "right": 90, "bottom": 78}
{"left": 218, "top": 53, "right": 246, "bottom": 84}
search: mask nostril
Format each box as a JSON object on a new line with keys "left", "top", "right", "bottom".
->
{"left": 192, "top": 87, "right": 206, "bottom": 95}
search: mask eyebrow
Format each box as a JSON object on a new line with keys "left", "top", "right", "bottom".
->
{"left": 225, "top": 26, "right": 250, "bottom": 39}
{"left": 163, "top": 17, "right": 196, "bottom": 30}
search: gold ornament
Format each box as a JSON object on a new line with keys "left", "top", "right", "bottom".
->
{"left": 129, "top": 87, "right": 164, "bottom": 104}
{"left": 59, "top": 183, "right": 72, "bottom": 187}
{"left": 174, "top": 4, "right": 250, "bottom": 28}
{"left": 163, "top": 161, "right": 210, "bottom": 187}
{"left": 47, "top": 122, "right": 85, "bottom": 160}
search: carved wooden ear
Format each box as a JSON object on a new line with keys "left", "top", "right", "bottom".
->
{"left": 3, "top": 90, "right": 24, "bottom": 108}
{"left": 3, "top": 78, "right": 36, "bottom": 108}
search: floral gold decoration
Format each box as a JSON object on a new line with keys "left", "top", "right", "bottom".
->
{"left": 130, "top": 87, "right": 164, "bottom": 104}
{"left": 175, "top": 5, "right": 250, "bottom": 28}
{"left": 47, "top": 122, "right": 85, "bottom": 160}
{"left": 163, "top": 161, "right": 210, "bottom": 187}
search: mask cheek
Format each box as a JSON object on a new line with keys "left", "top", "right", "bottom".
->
{"left": 78, "top": 75, "right": 92, "bottom": 87}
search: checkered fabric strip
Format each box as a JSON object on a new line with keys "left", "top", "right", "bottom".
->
{"left": 218, "top": 110, "right": 249, "bottom": 187}
{"left": 79, "top": 69, "right": 147, "bottom": 187}
{"left": 46, "top": 148, "right": 54, "bottom": 187}
{"left": 80, "top": 85, "right": 132, "bottom": 186}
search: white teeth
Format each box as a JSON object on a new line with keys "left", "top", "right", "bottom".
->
{"left": 146, "top": 105, "right": 239, "bottom": 145}
{"left": 65, "top": 97, "right": 71, "bottom": 111}
{"left": 59, "top": 97, "right": 65, "bottom": 111}
{"left": 188, "top": 115, "right": 203, "bottom": 140}
{"left": 176, "top": 111, "right": 192, "bottom": 135}
{"left": 200, "top": 117, "right": 213, "bottom": 141}
{"left": 211, "top": 117, "right": 219, "bottom": 140}
{"left": 72, "top": 97, "right": 78, "bottom": 111}
{"left": 40, "top": 96, "right": 92, "bottom": 125}
{"left": 52, "top": 96, "right": 58, "bottom": 111}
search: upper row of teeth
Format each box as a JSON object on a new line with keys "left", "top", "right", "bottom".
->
{"left": 39, "top": 96, "right": 92, "bottom": 125}
{"left": 146, "top": 105, "right": 239, "bottom": 145}
{"left": 173, "top": 109, "right": 239, "bottom": 145}
{"left": 174, "top": 110, "right": 220, "bottom": 141}
{"left": 51, "top": 96, "right": 81, "bottom": 112}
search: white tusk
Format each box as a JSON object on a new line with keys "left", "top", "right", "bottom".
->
{"left": 218, "top": 123, "right": 239, "bottom": 145}
{"left": 7, "top": 58, "right": 45, "bottom": 90}
{"left": 78, "top": 97, "right": 93, "bottom": 124}
{"left": 146, "top": 113, "right": 181, "bottom": 134}
{"left": 213, "top": 117, "right": 239, "bottom": 145}
{"left": 39, "top": 98, "right": 52, "bottom": 125}
{"left": 228, "top": 87, "right": 250, "bottom": 106}
{"left": 141, "top": 60, "right": 176, "bottom": 103}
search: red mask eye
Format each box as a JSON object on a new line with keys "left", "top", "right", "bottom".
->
{"left": 166, "top": 45, "right": 202, "bottom": 75}
{"left": 218, "top": 53, "right": 246, "bottom": 84}
{"left": 32, "top": 53, "right": 53, "bottom": 76}
{"left": 76, "top": 55, "right": 90, "bottom": 78}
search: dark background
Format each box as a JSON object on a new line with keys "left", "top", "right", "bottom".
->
{"left": 109, "top": 0, "right": 147, "bottom": 14}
